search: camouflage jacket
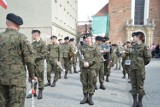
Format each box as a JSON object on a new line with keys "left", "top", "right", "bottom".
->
{"left": 80, "top": 44, "right": 97, "bottom": 69}
{"left": 94, "top": 44, "right": 104, "bottom": 63}
{"left": 47, "top": 43, "right": 61, "bottom": 62}
{"left": 0, "top": 28, "right": 35, "bottom": 87}
{"left": 130, "top": 43, "right": 149, "bottom": 70}
{"left": 32, "top": 39, "right": 47, "bottom": 65}
{"left": 61, "top": 42, "right": 74, "bottom": 58}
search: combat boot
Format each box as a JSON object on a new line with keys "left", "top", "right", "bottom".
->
{"left": 132, "top": 94, "right": 138, "bottom": 107}
{"left": 106, "top": 76, "right": 109, "bottom": 82}
{"left": 37, "top": 89, "right": 43, "bottom": 99}
{"left": 64, "top": 72, "right": 68, "bottom": 79}
{"left": 51, "top": 80, "right": 56, "bottom": 87}
{"left": 138, "top": 95, "right": 143, "bottom": 107}
{"left": 100, "top": 83, "right": 106, "bottom": 90}
{"left": 80, "top": 93, "right": 88, "bottom": 104}
{"left": 45, "top": 80, "right": 51, "bottom": 86}
{"left": 94, "top": 83, "right": 98, "bottom": 90}
{"left": 88, "top": 94, "right": 94, "bottom": 105}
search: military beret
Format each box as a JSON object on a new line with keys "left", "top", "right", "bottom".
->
{"left": 95, "top": 36, "right": 104, "bottom": 41}
{"left": 69, "top": 38, "right": 74, "bottom": 41}
{"left": 6, "top": 13, "right": 23, "bottom": 25}
{"left": 132, "top": 31, "right": 144, "bottom": 37}
{"left": 64, "top": 36, "right": 69, "bottom": 40}
{"left": 83, "top": 33, "right": 91, "bottom": 39}
{"left": 32, "top": 30, "right": 41, "bottom": 34}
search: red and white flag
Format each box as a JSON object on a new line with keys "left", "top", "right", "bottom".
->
{"left": 0, "top": 0, "right": 7, "bottom": 9}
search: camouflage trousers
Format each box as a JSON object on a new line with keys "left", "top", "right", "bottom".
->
{"left": 0, "top": 84, "right": 26, "bottom": 107}
{"left": 94, "top": 62, "right": 104, "bottom": 83}
{"left": 115, "top": 57, "right": 122, "bottom": 69}
{"left": 80, "top": 68, "right": 95, "bottom": 94}
{"left": 63, "top": 57, "right": 71, "bottom": 73}
{"left": 47, "top": 60, "right": 60, "bottom": 82}
{"left": 104, "top": 61, "right": 111, "bottom": 76}
{"left": 35, "top": 64, "right": 44, "bottom": 90}
{"left": 130, "top": 69, "right": 145, "bottom": 96}
{"left": 70, "top": 55, "right": 77, "bottom": 72}
{"left": 122, "top": 60, "right": 130, "bottom": 77}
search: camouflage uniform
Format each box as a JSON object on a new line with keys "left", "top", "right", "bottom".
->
{"left": 70, "top": 43, "right": 78, "bottom": 73}
{"left": 32, "top": 39, "right": 46, "bottom": 90}
{"left": 130, "top": 43, "right": 149, "bottom": 96}
{"left": 0, "top": 29, "right": 35, "bottom": 107}
{"left": 121, "top": 47, "right": 131, "bottom": 78}
{"left": 46, "top": 43, "right": 61, "bottom": 86}
{"left": 62, "top": 42, "right": 74, "bottom": 78}
{"left": 80, "top": 45, "right": 97, "bottom": 95}
{"left": 93, "top": 44, "right": 105, "bottom": 89}
{"left": 103, "top": 45, "right": 112, "bottom": 82}
{"left": 115, "top": 46, "right": 122, "bottom": 70}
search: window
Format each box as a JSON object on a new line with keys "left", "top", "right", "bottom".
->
{"left": 134, "top": 0, "right": 145, "bottom": 25}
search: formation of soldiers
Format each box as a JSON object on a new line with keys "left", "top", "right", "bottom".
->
{"left": 0, "top": 13, "right": 151, "bottom": 107}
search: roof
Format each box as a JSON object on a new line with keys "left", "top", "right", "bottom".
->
{"left": 94, "top": 3, "right": 109, "bottom": 16}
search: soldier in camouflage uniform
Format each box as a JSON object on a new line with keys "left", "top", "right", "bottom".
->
{"left": 130, "top": 32, "right": 151, "bottom": 107}
{"left": 27, "top": 30, "right": 47, "bottom": 99}
{"left": 45, "top": 36, "right": 61, "bottom": 87}
{"left": 79, "top": 33, "right": 98, "bottom": 105}
{"left": 69, "top": 38, "right": 78, "bottom": 73}
{"left": 121, "top": 42, "right": 132, "bottom": 79}
{"left": 0, "top": 13, "right": 35, "bottom": 107}
{"left": 58, "top": 39, "right": 64, "bottom": 79}
{"left": 93, "top": 36, "right": 106, "bottom": 90}
{"left": 102, "top": 40, "right": 112, "bottom": 82}
{"left": 62, "top": 36, "right": 74, "bottom": 79}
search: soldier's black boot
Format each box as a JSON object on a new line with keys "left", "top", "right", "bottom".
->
{"left": 100, "top": 83, "right": 106, "bottom": 90}
{"left": 88, "top": 94, "right": 94, "bottom": 105}
{"left": 106, "top": 75, "right": 109, "bottom": 82}
{"left": 138, "top": 95, "right": 143, "bottom": 107}
{"left": 37, "top": 89, "right": 43, "bottom": 99}
{"left": 80, "top": 93, "right": 88, "bottom": 104}
{"left": 64, "top": 72, "right": 68, "bottom": 79}
{"left": 51, "top": 80, "right": 56, "bottom": 87}
{"left": 94, "top": 83, "right": 98, "bottom": 90}
{"left": 132, "top": 94, "right": 138, "bottom": 107}
{"left": 45, "top": 80, "right": 51, "bottom": 86}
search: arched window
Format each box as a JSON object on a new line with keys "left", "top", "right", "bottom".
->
{"left": 134, "top": 0, "right": 145, "bottom": 25}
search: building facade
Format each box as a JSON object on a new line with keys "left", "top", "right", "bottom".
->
{"left": 108, "top": 0, "right": 160, "bottom": 45}
{"left": 0, "top": 0, "right": 78, "bottom": 43}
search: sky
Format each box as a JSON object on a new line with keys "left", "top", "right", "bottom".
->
{"left": 78, "top": 0, "right": 108, "bottom": 21}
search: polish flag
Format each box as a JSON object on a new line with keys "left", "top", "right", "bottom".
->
{"left": 0, "top": 0, "right": 7, "bottom": 9}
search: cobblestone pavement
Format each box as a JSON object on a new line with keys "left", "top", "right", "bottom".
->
{"left": 25, "top": 59, "right": 160, "bottom": 107}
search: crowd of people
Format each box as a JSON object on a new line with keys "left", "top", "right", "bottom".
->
{"left": 0, "top": 13, "right": 152, "bottom": 107}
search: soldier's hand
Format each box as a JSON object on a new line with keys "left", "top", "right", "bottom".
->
{"left": 84, "top": 62, "right": 89, "bottom": 68}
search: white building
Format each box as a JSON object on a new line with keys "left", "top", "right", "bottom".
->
{"left": 0, "top": 0, "right": 78, "bottom": 43}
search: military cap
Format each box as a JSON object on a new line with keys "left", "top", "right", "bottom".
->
{"left": 69, "top": 38, "right": 74, "bottom": 41}
{"left": 6, "top": 13, "right": 23, "bottom": 25}
{"left": 132, "top": 31, "right": 144, "bottom": 37}
{"left": 95, "top": 36, "right": 104, "bottom": 41}
{"left": 32, "top": 30, "right": 41, "bottom": 34}
{"left": 64, "top": 36, "right": 69, "bottom": 40}
{"left": 58, "top": 39, "right": 62, "bottom": 41}
{"left": 83, "top": 33, "right": 91, "bottom": 39}
{"left": 50, "top": 35, "right": 57, "bottom": 39}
